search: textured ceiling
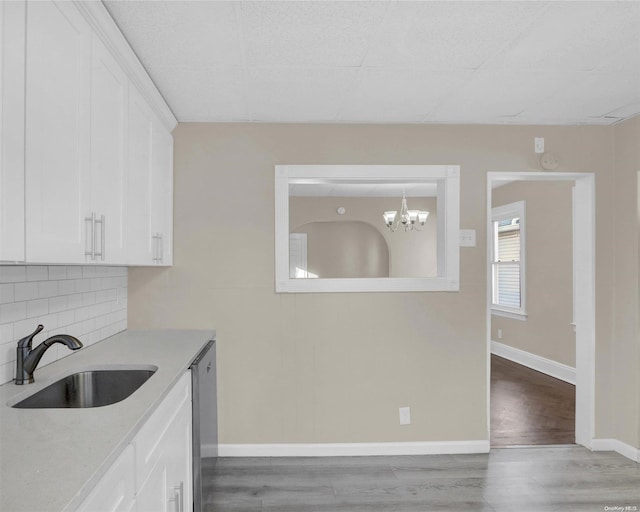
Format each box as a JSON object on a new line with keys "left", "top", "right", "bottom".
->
{"left": 104, "top": 0, "right": 640, "bottom": 125}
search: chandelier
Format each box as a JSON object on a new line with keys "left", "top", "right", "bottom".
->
{"left": 383, "top": 193, "right": 429, "bottom": 232}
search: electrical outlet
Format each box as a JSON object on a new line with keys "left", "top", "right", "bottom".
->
{"left": 498, "top": 329, "right": 503, "bottom": 339}
{"left": 534, "top": 137, "right": 545, "bottom": 154}
{"left": 399, "top": 406, "right": 411, "bottom": 425}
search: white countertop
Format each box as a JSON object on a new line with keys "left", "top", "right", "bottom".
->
{"left": 0, "top": 329, "right": 215, "bottom": 512}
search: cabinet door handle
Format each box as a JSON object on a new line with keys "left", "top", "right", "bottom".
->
{"left": 152, "top": 233, "right": 159, "bottom": 262}
{"left": 168, "top": 482, "right": 183, "bottom": 512}
{"left": 167, "top": 493, "right": 177, "bottom": 512}
{"left": 101, "top": 214, "right": 105, "bottom": 261}
{"left": 94, "top": 215, "right": 105, "bottom": 261}
{"left": 84, "top": 213, "right": 95, "bottom": 260}
{"left": 159, "top": 233, "right": 163, "bottom": 263}
{"left": 176, "top": 482, "right": 184, "bottom": 512}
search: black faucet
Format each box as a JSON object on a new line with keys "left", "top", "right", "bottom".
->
{"left": 15, "top": 325, "right": 83, "bottom": 385}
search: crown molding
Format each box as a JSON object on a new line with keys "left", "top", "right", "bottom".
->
{"left": 73, "top": 0, "right": 177, "bottom": 132}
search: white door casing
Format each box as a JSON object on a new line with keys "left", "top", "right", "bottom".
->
{"left": 486, "top": 172, "right": 596, "bottom": 449}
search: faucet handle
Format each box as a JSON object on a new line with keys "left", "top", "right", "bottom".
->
{"left": 17, "top": 324, "right": 44, "bottom": 349}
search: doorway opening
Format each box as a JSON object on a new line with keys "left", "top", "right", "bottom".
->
{"left": 486, "top": 172, "right": 595, "bottom": 449}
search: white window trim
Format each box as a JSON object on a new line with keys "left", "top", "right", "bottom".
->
{"left": 491, "top": 308, "right": 528, "bottom": 321}
{"left": 274, "top": 165, "right": 460, "bottom": 293}
{"left": 491, "top": 200, "right": 526, "bottom": 319}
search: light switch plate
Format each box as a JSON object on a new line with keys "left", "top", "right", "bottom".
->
{"left": 534, "top": 137, "right": 545, "bottom": 154}
{"left": 460, "top": 229, "right": 476, "bottom": 247}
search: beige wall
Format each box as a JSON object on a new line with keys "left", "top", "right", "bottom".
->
{"left": 292, "top": 220, "right": 390, "bottom": 278}
{"left": 491, "top": 181, "right": 575, "bottom": 367}
{"left": 290, "top": 196, "right": 437, "bottom": 277}
{"left": 612, "top": 117, "right": 640, "bottom": 448}
{"left": 128, "top": 122, "right": 625, "bottom": 446}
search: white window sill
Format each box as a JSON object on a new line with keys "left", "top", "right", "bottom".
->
{"left": 491, "top": 308, "right": 528, "bottom": 321}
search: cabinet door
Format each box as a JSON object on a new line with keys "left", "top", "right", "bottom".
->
{"left": 127, "top": 87, "right": 173, "bottom": 266}
{"left": 150, "top": 123, "right": 173, "bottom": 265}
{"left": 137, "top": 401, "right": 191, "bottom": 512}
{"left": 25, "top": 0, "right": 91, "bottom": 263}
{"left": 166, "top": 399, "right": 193, "bottom": 512}
{"left": 76, "top": 444, "right": 136, "bottom": 512}
{"left": 89, "top": 34, "right": 128, "bottom": 264}
{"left": 136, "top": 450, "right": 171, "bottom": 512}
{"left": 135, "top": 373, "right": 191, "bottom": 512}
{"left": 0, "top": 0, "right": 26, "bottom": 262}
{"left": 137, "top": 410, "right": 191, "bottom": 512}
{"left": 126, "top": 85, "right": 154, "bottom": 265}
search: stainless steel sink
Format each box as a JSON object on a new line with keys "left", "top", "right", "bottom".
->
{"left": 12, "top": 366, "right": 158, "bottom": 409}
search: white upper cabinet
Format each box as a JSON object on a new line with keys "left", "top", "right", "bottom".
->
{"left": 89, "top": 34, "right": 128, "bottom": 264}
{"left": 126, "top": 86, "right": 154, "bottom": 265}
{"left": 25, "top": 0, "right": 92, "bottom": 264}
{"left": 0, "top": 1, "right": 26, "bottom": 262}
{"left": 127, "top": 86, "right": 174, "bottom": 266}
{"left": 150, "top": 120, "right": 174, "bottom": 266}
{"left": 5, "top": 0, "right": 175, "bottom": 266}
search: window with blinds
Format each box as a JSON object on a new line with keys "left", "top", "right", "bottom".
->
{"left": 493, "top": 219, "right": 521, "bottom": 308}
{"left": 491, "top": 201, "right": 526, "bottom": 316}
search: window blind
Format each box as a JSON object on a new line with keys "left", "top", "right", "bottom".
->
{"left": 497, "top": 229, "right": 520, "bottom": 261}
{"left": 493, "top": 221, "right": 521, "bottom": 308}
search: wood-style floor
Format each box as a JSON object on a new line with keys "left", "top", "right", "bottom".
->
{"left": 202, "top": 357, "right": 609, "bottom": 511}
{"left": 491, "top": 354, "right": 575, "bottom": 447}
{"left": 202, "top": 446, "right": 640, "bottom": 511}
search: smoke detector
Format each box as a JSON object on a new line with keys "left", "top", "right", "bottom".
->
{"left": 539, "top": 152, "right": 559, "bottom": 171}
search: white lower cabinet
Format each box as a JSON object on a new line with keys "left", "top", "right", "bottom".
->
{"left": 137, "top": 385, "right": 192, "bottom": 512}
{"left": 75, "top": 444, "right": 136, "bottom": 512}
{"left": 137, "top": 401, "right": 191, "bottom": 512}
{"left": 76, "top": 373, "right": 192, "bottom": 512}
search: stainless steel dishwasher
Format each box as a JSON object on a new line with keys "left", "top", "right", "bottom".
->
{"left": 190, "top": 339, "right": 217, "bottom": 512}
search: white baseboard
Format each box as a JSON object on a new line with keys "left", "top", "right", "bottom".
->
{"left": 218, "top": 440, "right": 490, "bottom": 457}
{"left": 591, "top": 438, "right": 640, "bottom": 463}
{"left": 202, "top": 444, "right": 218, "bottom": 458}
{"left": 491, "top": 340, "right": 576, "bottom": 385}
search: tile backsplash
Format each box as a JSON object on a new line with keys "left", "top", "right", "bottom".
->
{"left": 0, "top": 265, "right": 127, "bottom": 385}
